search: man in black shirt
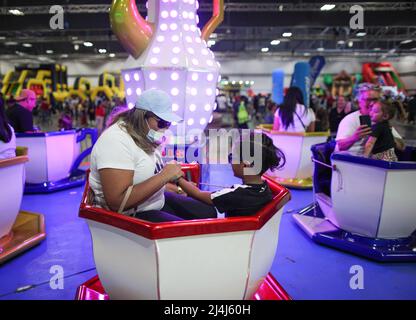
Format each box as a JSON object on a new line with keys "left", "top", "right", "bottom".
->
{"left": 6, "top": 89, "right": 36, "bottom": 133}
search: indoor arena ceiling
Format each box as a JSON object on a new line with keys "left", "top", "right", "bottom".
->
{"left": 0, "top": 0, "right": 416, "bottom": 61}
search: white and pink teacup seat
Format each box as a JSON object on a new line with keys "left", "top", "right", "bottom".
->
{"left": 75, "top": 164, "right": 292, "bottom": 300}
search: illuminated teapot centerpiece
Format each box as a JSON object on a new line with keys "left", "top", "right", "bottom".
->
{"left": 111, "top": 0, "right": 224, "bottom": 140}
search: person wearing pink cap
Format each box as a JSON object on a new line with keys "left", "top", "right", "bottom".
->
{"left": 6, "top": 89, "right": 36, "bottom": 133}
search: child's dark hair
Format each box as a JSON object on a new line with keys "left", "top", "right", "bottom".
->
{"left": 0, "top": 100, "right": 12, "bottom": 143}
{"left": 236, "top": 131, "right": 285, "bottom": 175}
{"left": 380, "top": 101, "right": 396, "bottom": 120}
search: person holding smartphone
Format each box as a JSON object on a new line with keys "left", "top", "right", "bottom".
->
{"left": 335, "top": 83, "right": 405, "bottom": 154}
{"left": 89, "top": 89, "right": 217, "bottom": 222}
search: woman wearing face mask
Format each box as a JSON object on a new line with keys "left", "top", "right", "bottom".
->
{"left": 89, "top": 89, "right": 217, "bottom": 222}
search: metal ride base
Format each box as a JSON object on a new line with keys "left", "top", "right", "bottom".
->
{"left": 263, "top": 174, "right": 313, "bottom": 190}
{"left": 293, "top": 203, "right": 416, "bottom": 262}
{"left": 24, "top": 169, "right": 87, "bottom": 194}
{"left": 75, "top": 273, "right": 292, "bottom": 300}
{"left": 0, "top": 211, "right": 46, "bottom": 264}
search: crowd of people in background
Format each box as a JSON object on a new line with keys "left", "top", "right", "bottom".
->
{"left": 216, "top": 87, "right": 416, "bottom": 137}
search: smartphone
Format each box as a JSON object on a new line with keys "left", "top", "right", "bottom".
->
{"left": 359, "top": 115, "right": 372, "bottom": 128}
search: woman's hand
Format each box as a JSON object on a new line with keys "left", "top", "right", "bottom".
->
{"left": 160, "top": 161, "right": 184, "bottom": 183}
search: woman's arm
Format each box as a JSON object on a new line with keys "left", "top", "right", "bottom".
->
{"left": 272, "top": 113, "right": 280, "bottom": 131}
{"left": 306, "top": 121, "right": 315, "bottom": 132}
{"left": 99, "top": 162, "right": 183, "bottom": 212}
{"left": 364, "top": 136, "right": 377, "bottom": 157}
{"left": 177, "top": 177, "right": 213, "bottom": 205}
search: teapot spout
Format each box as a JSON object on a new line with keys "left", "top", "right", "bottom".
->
{"left": 110, "top": 0, "right": 154, "bottom": 59}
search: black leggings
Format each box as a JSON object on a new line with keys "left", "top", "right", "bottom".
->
{"left": 133, "top": 192, "right": 217, "bottom": 222}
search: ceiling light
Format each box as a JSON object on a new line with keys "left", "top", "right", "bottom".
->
{"left": 22, "top": 43, "right": 32, "bottom": 48}
{"left": 46, "top": 50, "right": 54, "bottom": 54}
{"left": 282, "top": 32, "right": 292, "bottom": 38}
{"left": 270, "top": 40, "right": 280, "bottom": 46}
{"left": 83, "top": 42, "right": 93, "bottom": 47}
{"left": 320, "top": 4, "right": 336, "bottom": 11}
{"left": 74, "top": 44, "right": 80, "bottom": 51}
{"left": 109, "top": 53, "right": 116, "bottom": 58}
{"left": 356, "top": 32, "right": 366, "bottom": 37}
{"left": 348, "top": 41, "right": 354, "bottom": 48}
{"left": 9, "top": 9, "right": 24, "bottom": 16}
{"left": 207, "top": 40, "right": 216, "bottom": 47}
{"left": 388, "top": 48, "right": 396, "bottom": 54}
{"left": 317, "top": 47, "right": 325, "bottom": 51}
{"left": 0, "top": 36, "right": 6, "bottom": 40}
{"left": 60, "top": 54, "right": 68, "bottom": 58}
{"left": 401, "top": 40, "right": 413, "bottom": 44}
{"left": 98, "top": 48, "right": 107, "bottom": 54}
{"left": 374, "top": 48, "right": 381, "bottom": 51}
{"left": 337, "top": 40, "right": 345, "bottom": 45}
{"left": 304, "top": 52, "right": 311, "bottom": 56}
{"left": 261, "top": 47, "right": 269, "bottom": 52}
{"left": 5, "top": 41, "right": 18, "bottom": 46}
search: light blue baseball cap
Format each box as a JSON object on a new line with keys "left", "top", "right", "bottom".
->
{"left": 135, "top": 89, "right": 183, "bottom": 123}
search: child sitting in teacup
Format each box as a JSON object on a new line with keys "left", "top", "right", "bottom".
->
{"left": 363, "top": 101, "right": 398, "bottom": 161}
{"left": 177, "top": 131, "right": 285, "bottom": 217}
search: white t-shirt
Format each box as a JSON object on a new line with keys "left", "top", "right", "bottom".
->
{"left": 335, "top": 110, "right": 402, "bottom": 154}
{"left": 89, "top": 122, "right": 165, "bottom": 215}
{"left": 0, "top": 125, "right": 16, "bottom": 160}
{"left": 274, "top": 104, "right": 316, "bottom": 132}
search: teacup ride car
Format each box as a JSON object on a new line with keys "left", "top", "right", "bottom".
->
{"left": 0, "top": 151, "right": 46, "bottom": 264}
{"left": 293, "top": 142, "right": 416, "bottom": 262}
{"left": 75, "top": 163, "right": 292, "bottom": 300}
{"left": 16, "top": 128, "right": 98, "bottom": 194}
{"left": 258, "top": 124, "right": 329, "bottom": 189}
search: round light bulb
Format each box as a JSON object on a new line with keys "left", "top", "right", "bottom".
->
{"left": 170, "top": 10, "right": 178, "bottom": 18}
{"left": 207, "top": 73, "right": 214, "bottom": 81}
{"left": 206, "top": 88, "right": 213, "bottom": 96}
{"left": 172, "top": 47, "right": 181, "bottom": 54}
{"left": 172, "top": 35, "right": 179, "bottom": 42}
{"left": 134, "top": 73, "right": 140, "bottom": 81}
{"left": 161, "top": 11, "right": 169, "bottom": 18}
{"left": 157, "top": 35, "right": 165, "bottom": 42}
{"left": 187, "top": 118, "right": 194, "bottom": 126}
{"left": 189, "top": 104, "right": 196, "bottom": 111}
{"left": 149, "top": 72, "right": 157, "bottom": 80}
{"left": 160, "top": 24, "right": 168, "bottom": 31}
{"left": 124, "top": 74, "right": 130, "bottom": 82}
{"left": 152, "top": 47, "right": 160, "bottom": 54}
{"left": 204, "top": 104, "right": 211, "bottom": 111}
{"left": 171, "top": 88, "right": 179, "bottom": 96}
{"left": 191, "top": 73, "right": 198, "bottom": 81}
{"left": 200, "top": 118, "right": 206, "bottom": 125}
{"left": 172, "top": 103, "right": 179, "bottom": 111}
{"left": 126, "top": 88, "right": 132, "bottom": 96}
{"left": 171, "top": 57, "right": 179, "bottom": 65}
{"left": 170, "top": 23, "right": 178, "bottom": 31}
{"left": 128, "top": 103, "right": 134, "bottom": 109}
{"left": 136, "top": 88, "right": 142, "bottom": 95}
{"left": 171, "top": 72, "right": 179, "bottom": 81}
{"left": 150, "top": 57, "right": 158, "bottom": 64}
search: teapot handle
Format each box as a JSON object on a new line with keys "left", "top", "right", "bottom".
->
{"left": 110, "top": 0, "right": 155, "bottom": 59}
{"left": 201, "top": 0, "right": 224, "bottom": 42}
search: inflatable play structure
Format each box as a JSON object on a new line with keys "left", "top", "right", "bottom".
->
{"left": 91, "top": 72, "right": 125, "bottom": 101}
{"left": 1, "top": 64, "right": 68, "bottom": 103}
{"left": 362, "top": 62, "right": 406, "bottom": 92}
{"left": 293, "top": 142, "right": 416, "bottom": 261}
{"left": 68, "top": 77, "right": 92, "bottom": 101}
{"left": 272, "top": 69, "right": 285, "bottom": 105}
{"left": 290, "top": 62, "right": 311, "bottom": 108}
{"left": 259, "top": 124, "right": 329, "bottom": 189}
{"left": 16, "top": 128, "right": 97, "bottom": 194}
{"left": 0, "top": 151, "right": 46, "bottom": 264}
{"left": 76, "top": 163, "right": 291, "bottom": 300}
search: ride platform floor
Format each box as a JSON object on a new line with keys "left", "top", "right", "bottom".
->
{"left": 0, "top": 164, "right": 415, "bottom": 300}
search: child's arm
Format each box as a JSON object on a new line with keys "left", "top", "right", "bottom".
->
{"left": 364, "top": 136, "right": 377, "bottom": 157}
{"left": 177, "top": 177, "right": 213, "bottom": 205}
{"left": 272, "top": 114, "right": 280, "bottom": 131}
